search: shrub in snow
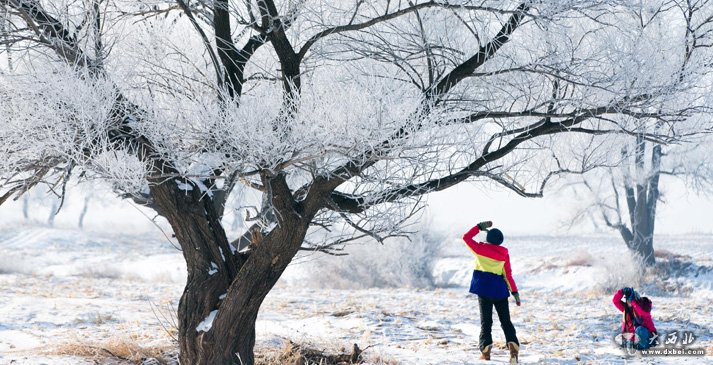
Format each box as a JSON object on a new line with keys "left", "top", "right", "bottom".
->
{"left": 564, "top": 249, "right": 595, "bottom": 267}
{"left": 76, "top": 264, "right": 123, "bottom": 280}
{"left": 302, "top": 230, "right": 445, "bottom": 289}
{"left": 597, "top": 253, "right": 644, "bottom": 293}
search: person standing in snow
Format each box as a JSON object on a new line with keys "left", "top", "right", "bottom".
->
{"left": 463, "top": 221, "right": 520, "bottom": 364}
{"left": 612, "top": 287, "right": 657, "bottom": 350}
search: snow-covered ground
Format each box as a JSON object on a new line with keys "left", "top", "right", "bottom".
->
{"left": 1, "top": 225, "right": 712, "bottom": 364}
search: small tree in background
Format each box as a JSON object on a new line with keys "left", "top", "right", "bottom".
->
{"left": 2, "top": 1, "right": 713, "bottom": 363}
{"left": 561, "top": 1, "right": 713, "bottom": 267}
{"left": 567, "top": 135, "right": 713, "bottom": 266}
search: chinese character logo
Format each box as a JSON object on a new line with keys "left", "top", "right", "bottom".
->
{"left": 682, "top": 331, "right": 696, "bottom": 345}
{"left": 664, "top": 331, "right": 678, "bottom": 345}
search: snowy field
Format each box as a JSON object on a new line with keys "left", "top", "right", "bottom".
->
{"left": 1, "top": 225, "right": 712, "bottom": 364}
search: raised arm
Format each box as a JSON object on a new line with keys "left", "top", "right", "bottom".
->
{"left": 462, "top": 225, "right": 482, "bottom": 252}
{"left": 463, "top": 221, "right": 492, "bottom": 254}
{"left": 612, "top": 288, "right": 625, "bottom": 312}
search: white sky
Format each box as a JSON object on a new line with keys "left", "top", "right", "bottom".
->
{"left": 424, "top": 179, "right": 713, "bottom": 236}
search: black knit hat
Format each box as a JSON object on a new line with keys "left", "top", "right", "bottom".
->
{"left": 486, "top": 228, "right": 504, "bottom": 245}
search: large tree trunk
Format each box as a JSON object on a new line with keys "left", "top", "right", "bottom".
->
{"left": 643, "top": 144, "right": 662, "bottom": 266}
{"left": 622, "top": 136, "right": 659, "bottom": 267}
{"left": 629, "top": 231, "right": 655, "bottom": 266}
{"left": 203, "top": 219, "right": 309, "bottom": 364}
{"left": 149, "top": 180, "right": 238, "bottom": 364}
{"left": 149, "top": 173, "right": 310, "bottom": 364}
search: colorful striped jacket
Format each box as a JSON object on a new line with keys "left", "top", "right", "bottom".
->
{"left": 463, "top": 225, "right": 518, "bottom": 298}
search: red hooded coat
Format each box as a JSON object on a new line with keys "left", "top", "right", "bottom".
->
{"left": 612, "top": 289, "right": 657, "bottom": 335}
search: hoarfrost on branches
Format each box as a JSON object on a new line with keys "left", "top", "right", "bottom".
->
{"left": 3, "top": 0, "right": 713, "bottom": 362}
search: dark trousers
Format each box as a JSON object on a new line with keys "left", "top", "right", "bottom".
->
{"left": 478, "top": 295, "right": 519, "bottom": 351}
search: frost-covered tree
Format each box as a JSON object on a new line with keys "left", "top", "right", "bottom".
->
{"left": 2, "top": 0, "right": 713, "bottom": 363}
{"left": 567, "top": 135, "right": 713, "bottom": 266}
{"left": 560, "top": 1, "right": 713, "bottom": 267}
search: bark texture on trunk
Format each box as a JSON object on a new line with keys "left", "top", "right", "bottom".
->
{"left": 620, "top": 136, "right": 660, "bottom": 267}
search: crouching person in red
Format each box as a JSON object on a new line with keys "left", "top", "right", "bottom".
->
{"left": 463, "top": 221, "right": 520, "bottom": 364}
{"left": 612, "top": 287, "right": 657, "bottom": 350}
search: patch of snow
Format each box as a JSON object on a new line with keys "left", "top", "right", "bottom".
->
{"left": 431, "top": 257, "right": 471, "bottom": 287}
{"left": 208, "top": 262, "right": 218, "bottom": 276}
{"left": 196, "top": 310, "right": 218, "bottom": 332}
{"left": 191, "top": 178, "right": 213, "bottom": 198}
{"left": 175, "top": 180, "right": 193, "bottom": 191}
{"left": 124, "top": 115, "right": 138, "bottom": 129}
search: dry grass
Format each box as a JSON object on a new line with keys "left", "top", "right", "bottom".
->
{"left": 645, "top": 251, "right": 713, "bottom": 295}
{"left": 256, "top": 341, "right": 398, "bottom": 365}
{"left": 50, "top": 338, "right": 400, "bottom": 365}
{"left": 50, "top": 337, "right": 172, "bottom": 364}
{"left": 76, "top": 265, "right": 123, "bottom": 279}
{"left": 564, "top": 250, "right": 594, "bottom": 267}
{"left": 73, "top": 311, "right": 115, "bottom": 325}
{"left": 654, "top": 249, "right": 678, "bottom": 259}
